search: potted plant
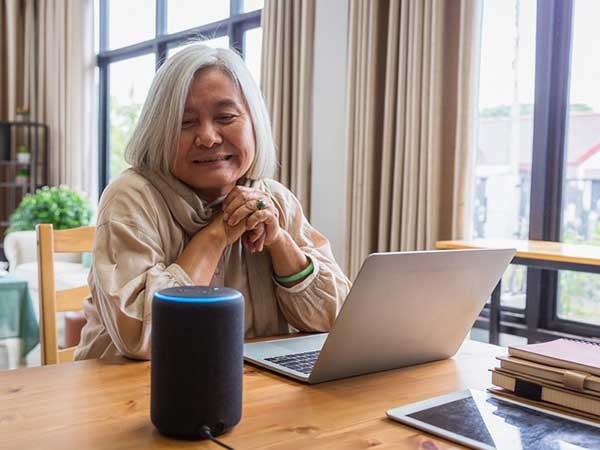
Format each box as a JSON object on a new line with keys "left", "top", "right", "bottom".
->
{"left": 16, "top": 145, "right": 30, "bottom": 164}
{"left": 6, "top": 186, "right": 93, "bottom": 233}
{"left": 15, "top": 105, "right": 30, "bottom": 122}
{"left": 15, "top": 168, "right": 28, "bottom": 185}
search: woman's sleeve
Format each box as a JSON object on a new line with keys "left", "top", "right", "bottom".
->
{"left": 90, "top": 220, "right": 192, "bottom": 360}
{"left": 270, "top": 185, "right": 352, "bottom": 332}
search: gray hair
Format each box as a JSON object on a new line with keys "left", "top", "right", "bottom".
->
{"left": 124, "top": 44, "right": 276, "bottom": 179}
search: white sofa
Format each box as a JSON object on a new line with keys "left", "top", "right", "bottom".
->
{"left": 2, "top": 230, "right": 89, "bottom": 368}
{"left": 4, "top": 230, "right": 90, "bottom": 319}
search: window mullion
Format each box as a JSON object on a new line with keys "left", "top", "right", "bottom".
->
{"left": 156, "top": 0, "right": 167, "bottom": 36}
{"left": 526, "top": 0, "right": 574, "bottom": 342}
{"left": 231, "top": 0, "right": 242, "bottom": 16}
{"left": 99, "top": 0, "right": 108, "bottom": 52}
{"left": 98, "top": 63, "right": 110, "bottom": 197}
{"left": 529, "top": 0, "right": 573, "bottom": 242}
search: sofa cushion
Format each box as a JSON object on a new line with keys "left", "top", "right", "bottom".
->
{"left": 4, "top": 231, "right": 82, "bottom": 270}
{"left": 14, "top": 262, "right": 89, "bottom": 291}
{"left": 14, "top": 262, "right": 90, "bottom": 319}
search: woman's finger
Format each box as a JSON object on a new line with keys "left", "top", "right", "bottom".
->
{"left": 222, "top": 192, "right": 256, "bottom": 221}
{"left": 242, "top": 233, "right": 254, "bottom": 251}
{"left": 222, "top": 186, "right": 260, "bottom": 216}
{"left": 227, "top": 202, "right": 254, "bottom": 226}
{"left": 245, "top": 208, "right": 273, "bottom": 230}
{"left": 246, "top": 227, "right": 266, "bottom": 253}
{"left": 242, "top": 223, "right": 264, "bottom": 251}
{"left": 249, "top": 225, "right": 264, "bottom": 243}
{"left": 262, "top": 212, "right": 280, "bottom": 246}
{"left": 255, "top": 232, "right": 266, "bottom": 253}
{"left": 246, "top": 207, "right": 280, "bottom": 248}
{"left": 222, "top": 190, "right": 265, "bottom": 222}
{"left": 228, "top": 196, "right": 271, "bottom": 226}
{"left": 222, "top": 186, "right": 251, "bottom": 211}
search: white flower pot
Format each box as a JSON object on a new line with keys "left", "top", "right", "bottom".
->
{"left": 15, "top": 175, "right": 28, "bottom": 185}
{"left": 17, "top": 153, "right": 30, "bottom": 164}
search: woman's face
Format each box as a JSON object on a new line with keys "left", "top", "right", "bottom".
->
{"left": 171, "top": 67, "right": 256, "bottom": 201}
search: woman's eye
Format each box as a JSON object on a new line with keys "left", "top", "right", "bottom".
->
{"left": 181, "top": 120, "right": 195, "bottom": 128}
{"left": 216, "top": 115, "right": 236, "bottom": 123}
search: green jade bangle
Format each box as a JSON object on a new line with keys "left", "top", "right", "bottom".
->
{"left": 274, "top": 259, "right": 314, "bottom": 284}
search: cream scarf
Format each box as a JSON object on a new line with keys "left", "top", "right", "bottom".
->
{"left": 133, "top": 168, "right": 290, "bottom": 337}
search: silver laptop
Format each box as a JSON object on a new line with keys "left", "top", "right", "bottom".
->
{"left": 244, "top": 248, "right": 515, "bottom": 384}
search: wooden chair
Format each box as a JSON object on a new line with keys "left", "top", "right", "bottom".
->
{"left": 37, "top": 224, "right": 95, "bottom": 365}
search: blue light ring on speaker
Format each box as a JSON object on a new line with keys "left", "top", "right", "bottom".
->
{"left": 155, "top": 286, "right": 242, "bottom": 303}
{"left": 154, "top": 292, "right": 238, "bottom": 303}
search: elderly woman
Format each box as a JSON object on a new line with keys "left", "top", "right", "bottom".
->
{"left": 75, "top": 45, "right": 351, "bottom": 360}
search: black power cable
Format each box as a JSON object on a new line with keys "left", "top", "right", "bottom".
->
{"left": 199, "top": 425, "right": 235, "bottom": 450}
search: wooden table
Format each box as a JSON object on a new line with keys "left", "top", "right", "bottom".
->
{"left": 436, "top": 239, "right": 600, "bottom": 344}
{"left": 0, "top": 340, "right": 503, "bottom": 450}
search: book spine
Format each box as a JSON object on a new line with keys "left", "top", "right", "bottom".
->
{"left": 492, "top": 371, "right": 600, "bottom": 416}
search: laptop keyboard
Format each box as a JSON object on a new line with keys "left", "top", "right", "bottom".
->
{"left": 265, "top": 350, "right": 321, "bottom": 374}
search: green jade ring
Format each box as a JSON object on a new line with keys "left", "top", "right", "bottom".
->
{"left": 257, "top": 199, "right": 267, "bottom": 210}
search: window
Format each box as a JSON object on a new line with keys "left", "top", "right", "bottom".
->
{"left": 475, "top": 0, "right": 537, "bottom": 316}
{"left": 558, "top": 0, "right": 600, "bottom": 326}
{"left": 473, "top": 0, "right": 600, "bottom": 341}
{"left": 96, "top": 0, "right": 263, "bottom": 191}
{"left": 108, "top": 55, "right": 155, "bottom": 180}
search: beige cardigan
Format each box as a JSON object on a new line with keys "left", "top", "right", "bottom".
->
{"left": 74, "top": 170, "right": 351, "bottom": 360}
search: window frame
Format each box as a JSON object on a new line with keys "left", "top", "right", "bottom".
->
{"left": 96, "top": 0, "right": 261, "bottom": 193}
{"left": 477, "top": 0, "right": 600, "bottom": 342}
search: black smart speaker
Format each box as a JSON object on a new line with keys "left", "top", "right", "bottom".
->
{"left": 151, "top": 286, "right": 244, "bottom": 439}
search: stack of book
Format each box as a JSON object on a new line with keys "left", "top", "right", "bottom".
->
{"left": 489, "top": 338, "right": 600, "bottom": 421}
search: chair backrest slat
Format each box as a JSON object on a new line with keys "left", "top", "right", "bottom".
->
{"left": 56, "top": 286, "right": 91, "bottom": 313}
{"left": 53, "top": 226, "right": 95, "bottom": 253}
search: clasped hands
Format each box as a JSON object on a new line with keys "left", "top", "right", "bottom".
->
{"left": 213, "top": 186, "right": 282, "bottom": 253}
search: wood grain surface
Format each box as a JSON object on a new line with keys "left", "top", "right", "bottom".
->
{"left": 0, "top": 340, "right": 504, "bottom": 450}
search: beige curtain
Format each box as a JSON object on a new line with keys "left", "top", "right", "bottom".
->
{"left": 0, "top": 0, "right": 35, "bottom": 121}
{"left": 0, "top": 0, "right": 96, "bottom": 198}
{"left": 345, "top": 0, "right": 482, "bottom": 277}
{"left": 0, "top": 0, "right": 36, "bottom": 229}
{"left": 260, "top": 0, "right": 315, "bottom": 216}
{"left": 36, "top": 0, "right": 97, "bottom": 199}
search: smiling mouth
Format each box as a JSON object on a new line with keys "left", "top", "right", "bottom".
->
{"left": 192, "top": 155, "right": 233, "bottom": 164}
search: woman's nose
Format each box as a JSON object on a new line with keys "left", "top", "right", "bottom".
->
{"left": 195, "top": 123, "right": 223, "bottom": 148}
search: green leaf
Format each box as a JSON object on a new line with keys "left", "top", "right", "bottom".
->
{"left": 6, "top": 186, "right": 93, "bottom": 234}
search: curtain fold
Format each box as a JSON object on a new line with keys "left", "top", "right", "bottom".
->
{"left": 0, "top": 0, "right": 96, "bottom": 199}
{"left": 0, "top": 0, "right": 33, "bottom": 121}
{"left": 36, "top": 0, "right": 97, "bottom": 199}
{"left": 345, "top": 0, "right": 482, "bottom": 277}
{"left": 260, "top": 0, "right": 315, "bottom": 216}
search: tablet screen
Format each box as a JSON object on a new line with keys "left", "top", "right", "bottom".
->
{"left": 405, "top": 391, "right": 600, "bottom": 449}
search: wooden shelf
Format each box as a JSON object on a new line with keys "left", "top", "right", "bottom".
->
{"left": 0, "top": 182, "right": 29, "bottom": 188}
{"left": 0, "top": 122, "right": 47, "bottom": 263}
{"left": 0, "top": 120, "right": 47, "bottom": 127}
{"left": 0, "top": 161, "right": 29, "bottom": 165}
